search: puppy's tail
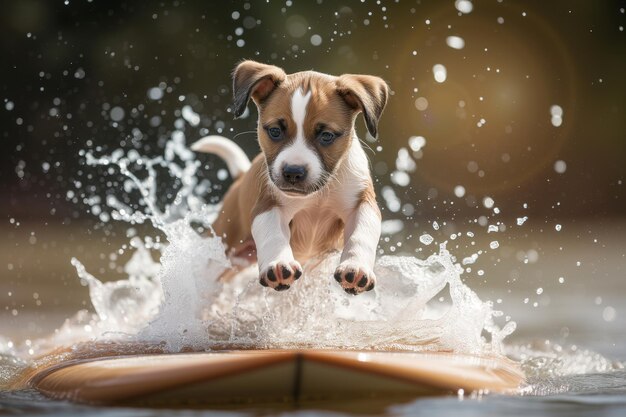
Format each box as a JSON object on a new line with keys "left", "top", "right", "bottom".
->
{"left": 191, "top": 135, "right": 251, "bottom": 179}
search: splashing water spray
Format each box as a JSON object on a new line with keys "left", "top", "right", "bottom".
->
{"left": 2, "top": 101, "right": 621, "bottom": 397}
{"left": 0, "top": 102, "right": 523, "bottom": 387}
{"left": 36, "top": 110, "right": 516, "bottom": 357}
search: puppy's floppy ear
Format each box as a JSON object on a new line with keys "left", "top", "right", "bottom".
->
{"left": 336, "top": 74, "right": 388, "bottom": 138}
{"left": 232, "top": 60, "right": 287, "bottom": 118}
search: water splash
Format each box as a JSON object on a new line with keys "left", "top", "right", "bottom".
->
{"left": 1, "top": 109, "right": 623, "bottom": 398}
{"left": 0, "top": 120, "right": 517, "bottom": 359}
{"left": 508, "top": 342, "right": 625, "bottom": 395}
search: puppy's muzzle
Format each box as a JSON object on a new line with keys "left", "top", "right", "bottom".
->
{"left": 282, "top": 164, "right": 308, "bottom": 185}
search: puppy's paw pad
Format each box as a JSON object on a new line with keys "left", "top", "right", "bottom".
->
{"left": 259, "top": 260, "right": 303, "bottom": 291}
{"left": 333, "top": 263, "right": 375, "bottom": 295}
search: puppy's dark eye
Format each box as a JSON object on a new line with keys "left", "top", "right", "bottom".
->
{"left": 268, "top": 127, "right": 282, "bottom": 140}
{"left": 318, "top": 131, "right": 336, "bottom": 146}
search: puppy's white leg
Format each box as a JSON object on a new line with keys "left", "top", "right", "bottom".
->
{"left": 334, "top": 202, "right": 381, "bottom": 294}
{"left": 252, "top": 207, "right": 302, "bottom": 291}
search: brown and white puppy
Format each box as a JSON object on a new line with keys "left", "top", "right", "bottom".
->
{"left": 192, "top": 60, "right": 387, "bottom": 295}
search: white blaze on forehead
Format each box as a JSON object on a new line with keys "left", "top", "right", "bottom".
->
{"left": 272, "top": 87, "right": 323, "bottom": 185}
{"left": 291, "top": 87, "right": 311, "bottom": 132}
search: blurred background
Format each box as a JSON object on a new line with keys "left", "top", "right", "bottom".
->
{"left": 1, "top": 1, "right": 625, "bottom": 357}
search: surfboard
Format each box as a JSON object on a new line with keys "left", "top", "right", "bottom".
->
{"left": 30, "top": 349, "right": 524, "bottom": 406}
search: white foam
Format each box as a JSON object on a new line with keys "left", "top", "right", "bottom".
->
{"left": 508, "top": 342, "right": 623, "bottom": 395}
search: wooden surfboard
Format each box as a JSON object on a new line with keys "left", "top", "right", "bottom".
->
{"left": 31, "top": 350, "right": 524, "bottom": 406}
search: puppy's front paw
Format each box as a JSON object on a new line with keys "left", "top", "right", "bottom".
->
{"left": 333, "top": 263, "right": 375, "bottom": 295}
{"left": 259, "top": 260, "right": 303, "bottom": 291}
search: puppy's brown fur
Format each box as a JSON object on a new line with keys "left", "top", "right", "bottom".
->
{"left": 203, "top": 61, "right": 388, "bottom": 293}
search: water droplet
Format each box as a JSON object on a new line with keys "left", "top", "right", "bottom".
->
{"left": 217, "top": 169, "right": 228, "bottom": 181}
{"left": 415, "top": 97, "right": 429, "bottom": 111}
{"left": 433, "top": 64, "right": 447, "bottom": 83}
{"left": 550, "top": 105, "right": 563, "bottom": 117}
{"left": 181, "top": 105, "right": 200, "bottom": 126}
{"left": 419, "top": 234, "right": 434, "bottom": 245}
{"left": 602, "top": 306, "right": 616, "bottom": 322}
{"left": 408, "top": 135, "right": 426, "bottom": 152}
{"left": 550, "top": 105, "right": 564, "bottom": 127}
{"left": 110, "top": 106, "right": 125, "bottom": 122}
{"left": 310, "top": 34, "right": 322, "bottom": 46}
{"left": 454, "top": 0, "right": 473, "bottom": 14}
{"left": 286, "top": 15, "right": 308, "bottom": 38}
{"left": 391, "top": 170, "right": 410, "bottom": 186}
{"left": 446, "top": 36, "right": 465, "bottom": 50}
{"left": 147, "top": 87, "right": 164, "bottom": 100}
{"left": 554, "top": 160, "right": 567, "bottom": 174}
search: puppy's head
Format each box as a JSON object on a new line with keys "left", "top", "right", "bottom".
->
{"left": 232, "top": 60, "right": 388, "bottom": 196}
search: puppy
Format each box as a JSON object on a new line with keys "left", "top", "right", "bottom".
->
{"left": 192, "top": 60, "right": 388, "bottom": 295}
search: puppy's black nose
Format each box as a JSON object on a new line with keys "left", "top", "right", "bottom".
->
{"left": 282, "top": 165, "right": 307, "bottom": 184}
